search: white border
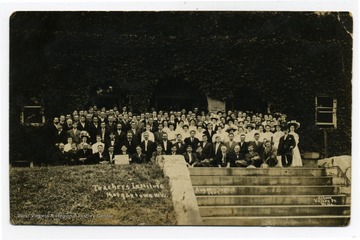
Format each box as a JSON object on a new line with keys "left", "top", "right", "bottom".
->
{"left": 1, "top": 1, "right": 358, "bottom": 239}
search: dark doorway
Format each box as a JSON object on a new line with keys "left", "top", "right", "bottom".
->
{"left": 227, "top": 88, "right": 268, "bottom": 113}
{"left": 151, "top": 79, "right": 208, "bottom": 111}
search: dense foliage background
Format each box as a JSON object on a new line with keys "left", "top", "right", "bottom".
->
{"left": 10, "top": 12, "right": 352, "bottom": 160}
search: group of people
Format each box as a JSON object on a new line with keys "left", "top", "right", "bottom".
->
{"left": 47, "top": 106, "right": 303, "bottom": 168}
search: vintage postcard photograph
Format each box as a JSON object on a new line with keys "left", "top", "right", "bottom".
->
{"left": 9, "top": 11, "right": 352, "bottom": 227}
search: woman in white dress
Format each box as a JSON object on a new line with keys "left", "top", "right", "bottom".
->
{"left": 288, "top": 121, "right": 303, "bottom": 167}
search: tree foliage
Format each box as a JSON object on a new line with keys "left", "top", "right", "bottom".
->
{"left": 10, "top": 11, "right": 352, "bottom": 157}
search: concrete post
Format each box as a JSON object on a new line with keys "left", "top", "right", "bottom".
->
{"left": 157, "top": 155, "right": 203, "bottom": 225}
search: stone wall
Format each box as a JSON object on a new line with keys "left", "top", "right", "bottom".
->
{"left": 317, "top": 155, "right": 351, "bottom": 182}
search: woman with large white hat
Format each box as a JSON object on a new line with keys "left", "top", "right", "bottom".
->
{"left": 287, "top": 120, "right": 302, "bottom": 167}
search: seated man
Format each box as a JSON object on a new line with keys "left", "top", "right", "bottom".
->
{"left": 104, "top": 146, "right": 116, "bottom": 164}
{"left": 184, "top": 130, "right": 200, "bottom": 152}
{"left": 67, "top": 143, "right": 79, "bottom": 165}
{"left": 150, "top": 144, "right": 165, "bottom": 163}
{"left": 140, "top": 131, "right": 156, "bottom": 162}
{"left": 90, "top": 145, "right": 108, "bottom": 164}
{"left": 169, "top": 145, "right": 178, "bottom": 155}
{"left": 232, "top": 145, "right": 246, "bottom": 167}
{"left": 52, "top": 143, "right": 69, "bottom": 166}
{"left": 132, "top": 146, "right": 147, "bottom": 164}
{"left": 92, "top": 135, "right": 105, "bottom": 153}
{"left": 245, "top": 145, "right": 262, "bottom": 168}
{"left": 261, "top": 140, "right": 278, "bottom": 167}
{"left": 214, "top": 145, "right": 233, "bottom": 168}
{"left": 77, "top": 143, "right": 92, "bottom": 165}
{"left": 183, "top": 145, "right": 199, "bottom": 167}
{"left": 174, "top": 134, "right": 186, "bottom": 155}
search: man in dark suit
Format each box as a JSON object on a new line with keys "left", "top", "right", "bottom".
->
{"left": 63, "top": 118, "right": 73, "bottom": 132}
{"left": 169, "top": 145, "right": 178, "bottom": 155}
{"left": 107, "top": 116, "right": 117, "bottom": 133}
{"left": 277, "top": 127, "right": 296, "bottom": 167}
{"left": 122, "top": 132, "right": 137, "bottom": 155}
{"left": 97, "top": 122, "right": 110, "bottom": 143}
{"left": 238, "top": 133, "right": 249, "bottom": 159}
{"left": 150, "top": 144, "right": 165, "bottom": 162}
{"left": 160, "top": 133, "right": 173, "bottom": 155}
{"left": 105, "top": 132, "right": 121, "bottom": 154}
{"left": 231, "top": 145, "right": 246, "bottom": 167}
{"left": 67, "top": 122, "right": 81, "bottom": 144}
{"left": 90, "top": 145, "right": 107, "bottom": 164}
{"left": 52, "top": 143, "right": 69, "bottom": 166}
{"left": 54, "top": 124, "right": 67, "bottom": 146}
{"left": 103, "top": 146, "right": 116, "bottom": 164}
{"left": 77, "top": 115, "right": 89, "bottom": 132}
{"left": 98, "top": 111, "right": 107, "bottom": 125}
{"left": 250, "top": 132, "right": 264, "bottom": 156}
{"left": 183, "top": 145, "right": 199, "bottom": 167}
{"left": 128, "top": 121, "right": 141, "bottom": 144}
{"left": 140, "top": 131, "right": 156, "bottom": 162}
{"left": 89, "top": 116, "right": 100, "bottom": 143}
{"left": 184, "top": 130, "right": 200, "bottom": 152}
{"left": 212, "top": 136, "right": 223, "bottom": 160}
{"left": 174, "top": 134, "right": 186, "bottom": 155}
{"left": 115, "top": 123, "right": 127, "bottom": 144}
{"left": 214, "top": 145, "right": 233, "bottom": 168}
{"left": 77, "top": 143, "right": 92, "bottom": 164}
{"left": 225, "top": 132, "right": 238, "bottom": 154}
{"left": 154, "top": 123, "right": 166, "bottom": 144}
{"left": 199, "top": 134, "right": 213, "bottom": 160}
{"left": 132, "top": 146, "right": 147, "bottom": 164}
{"left": 204, "top": 123, "right": 216, "bottom": 143}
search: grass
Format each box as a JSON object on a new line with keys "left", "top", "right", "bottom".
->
{"left": 10, "top": 164, "right": 177, "bottom": 225}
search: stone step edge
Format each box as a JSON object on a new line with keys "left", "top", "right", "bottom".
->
{"left": 191, "top": 176, "right": 333, "bottom": 178}
{"left": 193, "top": 185, "right": 341, "bottom": 187}
{"left": 202, "top": 215, "right": 351, "bottom": 220}
{"left": 196, "top": 194, "right": 347, "bottom": 198}
{"left": 198, "top": 204, "right": 351, "bottom": 208}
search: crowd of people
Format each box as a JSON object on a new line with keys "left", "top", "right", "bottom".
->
{"left": 46, "top": 106, "right": 303, "bottom": 168}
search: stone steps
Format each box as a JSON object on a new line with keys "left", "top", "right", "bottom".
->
{"left": 189, "top": 167, "right": 325, "bottom": 176}
{"left": 196, "top": 194, "right": 348, "bottom": 206}
{"left": 201, "top": 215, "right": 351, "bottom": 226}
{"left": 199, "top": 205, "right": 351, "bottom": 217}
{"left": 190, "top": 175, "right": 343, "bottom": 186}
{"left": 190, "top": 167, "right": 350, "bottom": 226}
{"left": 193, "top": 185, "right": 341, "bottom": 195}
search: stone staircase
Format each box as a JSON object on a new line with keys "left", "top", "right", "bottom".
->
{"left": 189, "top": 167, "right": 351, "bottom": 226}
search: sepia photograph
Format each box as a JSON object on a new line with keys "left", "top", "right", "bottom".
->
{"left": 8, "top": 10, "right": 353, "bottom": 229}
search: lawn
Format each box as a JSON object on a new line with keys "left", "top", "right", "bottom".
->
{"left": 10, "top": 163, "right": 177, "bottom": 225}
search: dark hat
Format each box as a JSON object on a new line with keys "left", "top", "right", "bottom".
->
{"left": 246, "top": 123, "right": 255, "bottom": 129}
{"left": 226, "top": 127, "right": 237, "bottom": 133}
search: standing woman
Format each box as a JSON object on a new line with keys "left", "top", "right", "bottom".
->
{"left": 288, "top": 120, "right": 303, "bottom": 167}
